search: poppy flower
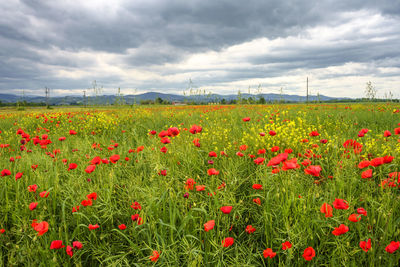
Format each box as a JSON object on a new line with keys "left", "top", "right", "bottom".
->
{"left": 358, "top": 161, "right": 370, "bottom": 169}
{"left": 254, "top": 157, "right": 265, "bottom": 165}
{"left": 348, "top": 214, "right": 361, "bottom": 222}
{"left": 242, "top": 117, "right": 250, "bottom": 122}
{"left": 304, "top": 165, "right": 322, "bottom": 177}
{"left": 269, "top": 130, "right": 276, "bottom": 136}
{"left": 185, "top": 178, "right": 196, "bottom": 190}
{"left": 333, "top": 199, "right": 349, "bottom": 210}
{"left": 361, "top": 169, "right": 373, "bottom": 179}
{"left": 66, "top": 245, "right": 74, "bottom": 258}
{"left": 253, "top": 198, "right": 261, "bottom": 205}
{"left": 220, "top": 206, "right": 232, "bottom": 214}
{"left": 267, "top": 153, "right": 288, "bottom": 166}
{"left": 0, "top": 229, "right": 5, "bottom": 234}
{"left": 91, "top": 156, "right": 102, "bottom": 165}
{"left": 150, "top": 250, "right": 160, "bottom": 262}
{"left": 357, "top": 207, "right": 367, "bottom": 216}
{"left": 81, "top": 199, "right": 92, "bottom": 207}
{"left": 131, "top": 201, "right": 141, "bottom": 210}
{"left": 222, "top": 237, "right": 234, "bottom": 247}
{"left": 301, "top": 159, "right": 311, "bottom": 166}
{"left": 168, "top": 127, "right": 180, "bottom": 136}
{"left": 160, "top": 147, "right": 168, "bottom": 153}
{"left": 332, "top": 224, "right": 349, "bottom": 236}
{"left": 320, "top": 203, "right": 333, "bottom": 217}
{"left": 383, "top": 155, "right": 394, "bottom": 164}
{"left": 68, "top": 163, "right": 77, "bottom": 171}
{"left": 282, "top": 241, "right": 292, "bottom": 250}
{"left": 158, "top": 169, "right": 167, "bottom": 176}
{"left": 271, "top": 146, "right": 280, "bottom": 152}
{"left": 85, "top": 165, "right": 96, "bottom": 174}
{"left": 252, "top": 184, "right": 263, "bottom": 190}
{"left": 282, "top": 158, "right": 300, "bottom": 170}
{"left": 384, "top": 130, "right": 392, "bottom": 137}
{"left": 360, "top": 239, "right": 371, "bottom": 252}
{"left": 87, "top": 192, "right": 97, "bottom": 200}
{"left": 236, "top": 151, "right": 244, "bottom": 157}
{"left": 58, "top": 137, "right": 66, "bottom": 141}
{"left": 204, "top": 220, "right": 215, "bottom": 232}
{"left": 206, "top": 151, "right": 216, "bottom": 158}
{"left": 72, "top": 205, "right": 80, "bottom": 213}
{"left": 88, "top": 224, "right": 99, "bottom": 230}
{"left": 385, "top": 241, "right": 400, "bottom": 253}
{"left": 32, "top": 220, "right": 49, "bottom": 236}
{"left": 69, "top": 130, "right": 77, "bottom": 135}
{"left": 303, "top": 247, "right": 315, "bottom": 261}
{"left": 1, "top": 169, "right": 11, "bottom": 176}
{"left": 118, "top": 224, "right": 126, "bottom": 230}
{"left": 50, "top": 240, "right": 65, "bottom": 249}
{"left": 193, "top": 139, "right": 201, "bottom": 147}
{"left": 370, "top": 157, "right": 384, "bottom": 167}
{"left": 189, "top": 125, "right": 202, "bottom": 134}
{"left": 207, "top": 168, "right": 219, "bottom": 175}
{"left": 196, "top": 185, "right": 206, "bottom": 191}
{"left": 109, "top": 154, "right": 120, "bottom": 163}
{"left": 40, "top": 191, "right": 49, "bottom": 198}
{"left": 15, "top": 172, "right": 23, "bottom": 180}
{"left": 160, "top": 137, "right": 170, "bottom": 144}
{"left": 263, "top": 248, "right": 276, "bottom": 258}
{"left": 73, "top": 241, "right": 83, "bottom": 249}
{"left": 29, "top": 202, "right": 38, "bottom": 211}
{"left": 245, "top": 225, "right": 256, "bottom": 234}
{"left": 309, "top": 131, "right": 320, "bottom": 136}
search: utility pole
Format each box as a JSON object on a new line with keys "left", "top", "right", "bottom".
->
{"left": 83, "top": 90, "right": 86, "bottom": 107}
{"left": 45, "top": 87, "right": 50, "bottom": 107}
{"left": 306, "top": 77, "right": 309, "bottom": 103}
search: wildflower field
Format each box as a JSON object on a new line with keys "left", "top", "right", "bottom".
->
{"left": 1, "top": 103, "right": 400, "bottom": 266}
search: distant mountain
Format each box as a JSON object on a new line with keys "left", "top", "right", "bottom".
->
{"left": 0, "top": 92, "right": 349, "bottom": 105}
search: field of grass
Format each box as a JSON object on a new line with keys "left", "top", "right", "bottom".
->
{"left": 1, "top": 103, "right": 400, "bottom": 266}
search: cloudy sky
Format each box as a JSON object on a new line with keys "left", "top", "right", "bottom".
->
{"left": 1, "top": 0, "right": 400, "bottom": 98}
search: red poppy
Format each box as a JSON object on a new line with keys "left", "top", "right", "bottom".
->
{"left": 245, "top": 225, "right": 256, "bottom": 234}
{"left": 73, "top": 241, "right": 83, "bottom": 249}
{"left": 309, "top": 131, "right": 320, "bottom": 136}
{"left": 131, "top": 201, "right": 142, "bottom": 210}
{"left": 109, "top": 154, "right": 120, "bottom": 163}
{"left": 66, "top": 245, "right": 73, "bottom": 258}
{"left": 204, "top": 220, "right": 215, "bottom": 232}
{"left": 360, "top": 239, "right": 371, "bottom": 252}
{"left": 385, "top": 241, "right": 400, "bottom": 253}
{"left": 370, "top": 157, "right": 384, "bottom": 167}
{"left": 32, "top": 220, "right": 49, "bottom": 236}
{"left": 348, "top": 214, "right": 361, "bottom": 222}
{"left": 0, "top": 229, "right": 5, "bottom": 234}
{"left": 254, "top": 157, "right": 265, "bottom": 165}
{"left": 357, "top": 207, "right": 367, "bottom": 216}
{"left": 50, "top": 240, "right": 65, "bottom": 249}
{"left": 252, "top": 184, "right": 263, "bottom": 190}
{"left": 118, "top": 224, "right": 126, "bottom": 230}
{"left": 333, "top": 199, "right": 349, "bottom": 210}
{"left": 361, "top": 169, "right": 373, "bottom": 179}
{"left": 68, "top": 163, "right": 78, "bottom": 171}
{"left": 242, "top": 117, "right": 250, "bottom": 122}
{"left": 1, "top": 169, "right": 11, "bottom": 176}
{"left": 304, "top": 165, "right": 322, "bottom": 177}
{"left": 185, "top": 178, "right": 196, "bottom": 190}
{"left": 150, "top": 250, "right": 160, "bottom": 262}
{"left": 88, "top": 224, "right": 99, "bottom": 230}
{"left": 282, "top": 241, "right": 292, "bottom": 250}
{"left": 69, "top": 130, "right": 77, "bottom": 135}
{"left": 189, "top": 125, "right": 202, "bottom": 134}
{"left": 158, "top": 169, "right": 167, "bottom": 176}
{"left": 208, "top": 151, "right": 217, "bottom": 157}
{"left": 196, "top": 185, "right": 206, "bottom": 191}
{"left": 263, "top": 248, "right": 276, "bottom": 258}
{"left": 160, "top": 147, "right": 168, "bottom": 153}
{"left": 72, "top": 205, "right": 80, "bottom": 213}
{"left": 270, "top": 146, "right": 280, "bottom": 152}
{"left": 236, "top": 151, "right": 244, "bottom": 157}
{"left": 29, "top": 202, "right": 38, "bottom": 211}
{"left": 253, "top": 198, "right": 261, "bottom": 205}
{"left": 303, "top": 247, "right": 315, "bottom": 261}
{"left": 269, "top": 130, "right": 276, "bottom": 136}
{"left": 220, "top": 206, "right": 233, "bottom": 214}
{"left": 222, "top": 237, "right": 234, "bottom": 247}
{"left": 207, "top": 168, "right": 219, "bottom": 175}
{"left": 384, "top": 130, "right": 392, "bottom": 137}
{"left": 358, "top": 161, "right": 370, "bottom": 169}
{"left": 81, "top": 199, "right": 92, "bottom": 207}
{"left": 320, "top": 203, "right": 333, "bottom": 217}
{"left": 39, "top": 191, "right": 49, "bottom": 198}
{"left": 282, "top": 158, "right": 300, "bottom": 170}
{"left": 332, "top": 224, "right": 349, "bottom": 236}
{"left": 85, "top": 165, "right": 96, "bottom": 174}
{"left": 15, "top": 172, "right": 23, "bottom": 180}
{"left": 168, "top": 127, "right": 180, "bottom": 136}
{"left": 267, "top": 153, "right": 288, "bottom": 166}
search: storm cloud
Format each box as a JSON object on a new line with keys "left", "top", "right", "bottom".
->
{"left": 1, "top": 0, "right": 399, "bottom": 98}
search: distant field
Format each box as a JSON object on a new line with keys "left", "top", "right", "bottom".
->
{"left": 0, "top": 103, "right": 400, "bottom": 266}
